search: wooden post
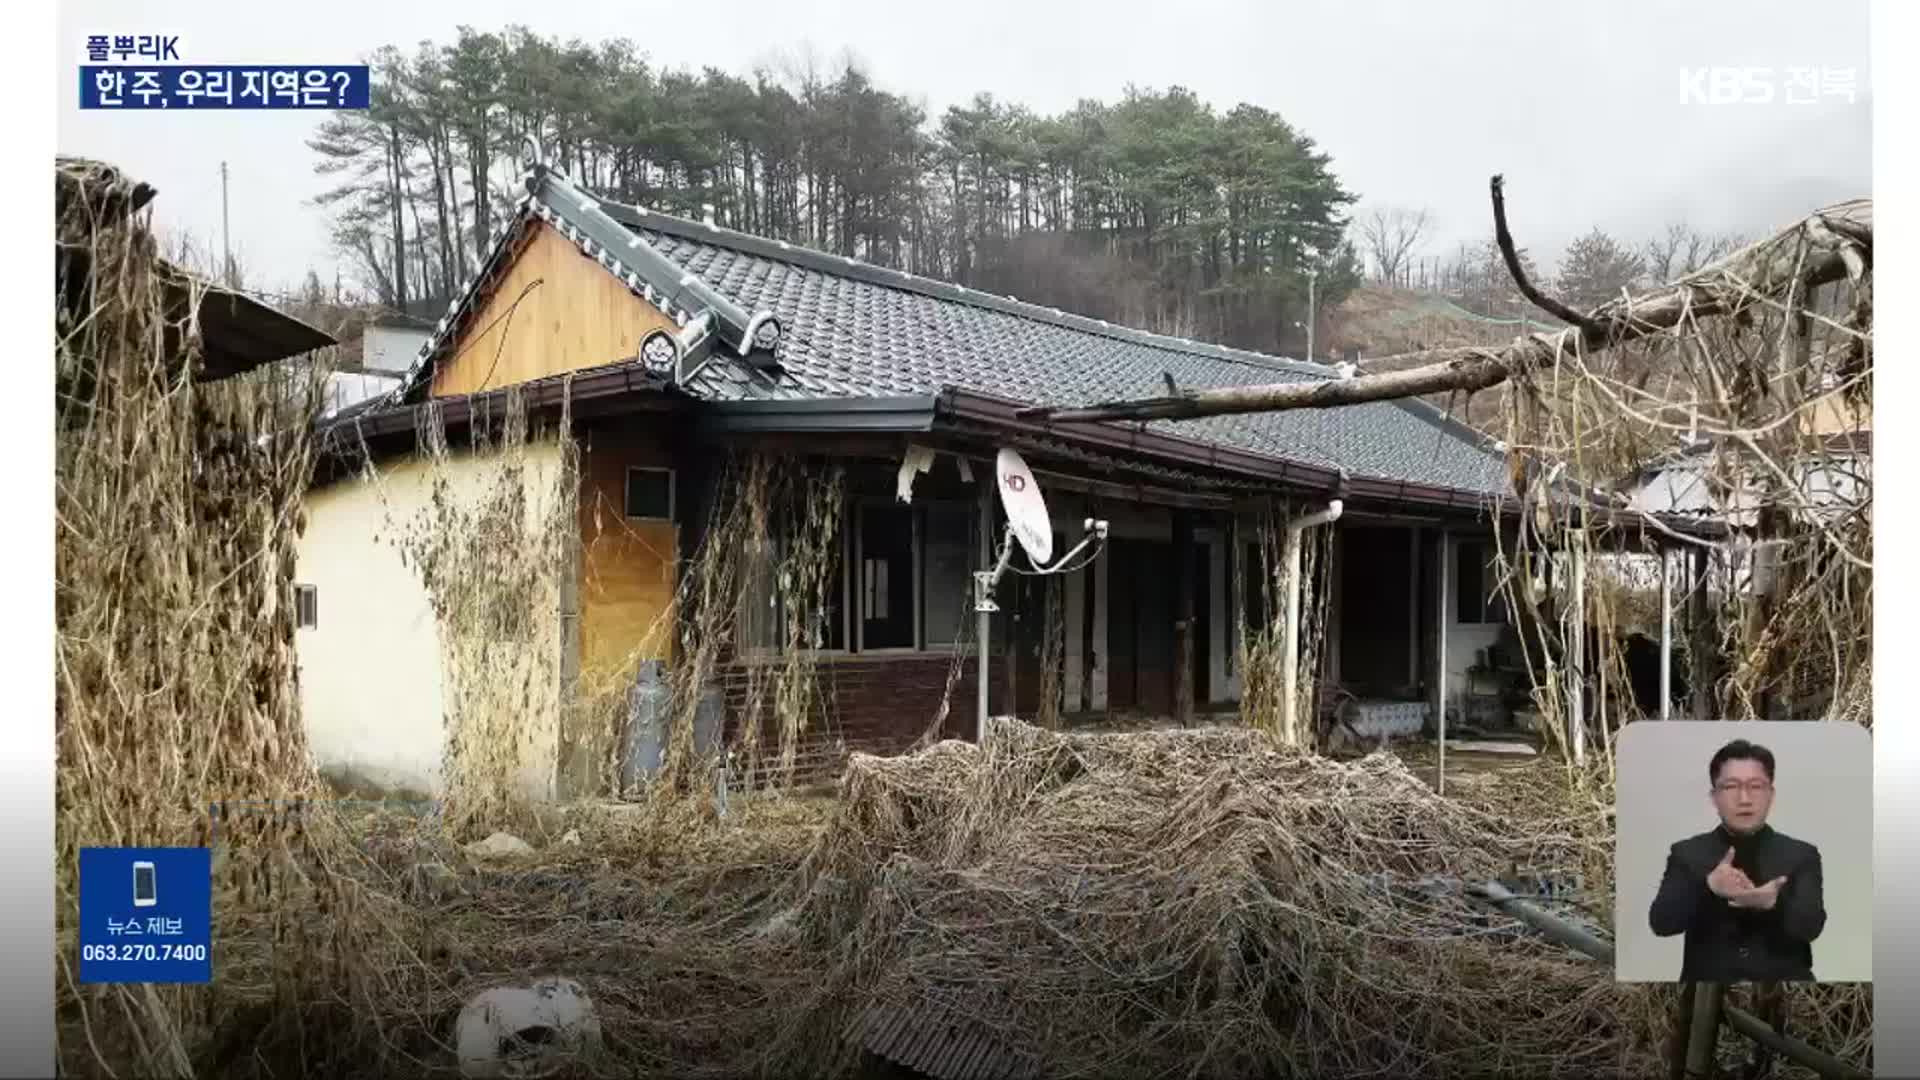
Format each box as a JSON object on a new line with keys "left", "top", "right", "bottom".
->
{"left": 1683, "top": 982, "right": 1725, "bottom": 1078}
{"left": 978, "top": 479, "right": 997, "bottom": 721}
{"left": 1064, "top": 550, "right": 1087, "bottom": 714}
{"left": 1006, "top": 578, "right": 1019, "bottom": 721}
{"left": 1091, "top": 534, "right": 1110, "bottom": 712}
{"left": 1753, "top": 506, "right": 1782, "bottom": 720}
{"left": 1659, "top": 547, "right": 1673, "bottom": 721}
{"left": 1407, "top": 526, "right": 1421, "bottom": 688}
{"left": 1691, "top": 545, "right": 1713, "bottom": 721}
{"left": 1435, "top": 531, "right": 1449, "bottom": 794}
{"left": 1172, "top": 509, "right": 1195, "bottom": 727}
{"left": 1207, "top": 524, "right": 1228, "bottom": 706}
{"left": 1744, "top": 982, "right": 1784, "bottom": 1080}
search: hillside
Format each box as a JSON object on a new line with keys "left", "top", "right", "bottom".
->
{"left": 1324, "top": 284, "right": 1566, "bottom": 433}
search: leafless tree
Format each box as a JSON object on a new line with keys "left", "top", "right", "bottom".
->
{"left": 1357, "top": 206, "right": 1431, "bottom": 285}
{"left": 1644, "top": 223, "right": 1747, "bottom": 284}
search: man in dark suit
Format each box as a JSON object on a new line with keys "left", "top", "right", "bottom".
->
{"left": 1648, "top": 739, "right": 1826, "bottom": 982}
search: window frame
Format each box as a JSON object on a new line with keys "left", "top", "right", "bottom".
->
{"left": 919, "top": 499, "right": 981, "bottom": 651}
{"left": 1452, "top": 537, "right": 1509, "bottom": 626}
{"left": 853, "top": 497, "right": 923, "bottom": 654}
{"left": 293, "top": 584, "right": 318, "bottom": 630}
{"left": 734, "top": 523, "right": 853, "bottom": 663}
{"left": 735, "top": 488, "right": 993, "bottom": 661}
{"left": 623, "top": 466, "right": 675, "bottom": 522}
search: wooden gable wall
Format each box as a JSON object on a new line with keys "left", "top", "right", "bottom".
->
{"left": 431, "top": 221, "right": 680, "bottom": 398}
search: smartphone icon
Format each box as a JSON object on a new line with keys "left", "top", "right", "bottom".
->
{"left": 132, "top": 861, "right": 157, "bottom": 908}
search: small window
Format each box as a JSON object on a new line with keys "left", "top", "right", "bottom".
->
{"left": 1454, "top": 540, "right": 1508, "bottom": 625}
{"left": 624, "top": 467, "right": 674, "bottom": 520}
{"left": 293, "top": 584, "right": 318, "bottom": 629}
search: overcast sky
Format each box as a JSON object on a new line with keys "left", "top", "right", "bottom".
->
{"left": 58, "top": 0, "right": 1872, "bottom": 297}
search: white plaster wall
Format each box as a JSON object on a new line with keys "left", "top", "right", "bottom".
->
{"left": 362, "top": 324, "right": 431, "bottom": 375}
{"left": 295, "top": 442, "right": 567, "bottom": 799}
{"left": 1445, "top": 623, "right": 1504, "bottom": 691}
{"left": 322, "top": 370, "right": 399, "bottom": 416}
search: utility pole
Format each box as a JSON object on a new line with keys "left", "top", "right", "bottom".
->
{"left": 220, "top": 161, "right": 233, "bottom": 287}
{"left": 1306, "top": 268, "right": 1317, "bottom": 362}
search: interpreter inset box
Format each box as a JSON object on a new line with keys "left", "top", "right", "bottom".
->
{"left": 1613, "top": 721, "right": 1871, "bottom": 983}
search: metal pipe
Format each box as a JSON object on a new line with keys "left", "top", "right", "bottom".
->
{"left": 1721, "top": 999, "right": 1870, "bottom": 1080}
{"left": 1471, "top": 883, "right": 1869, "bottom": 1080}
{"left": 1470, "top": 881, "right": 1614, "bottom": 962}
{"left": 1280, "top": 500, "right": 1343, "bottom": 746}
{"left": 974, "top": 521, "right": 1104, "bottom": 747}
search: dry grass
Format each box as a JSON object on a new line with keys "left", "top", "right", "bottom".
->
{"left": 270, "top": 719, "right": 1867, "bottom": 1079}
{"left": 54, "top": 156, "right": 413, "bottom": 1077}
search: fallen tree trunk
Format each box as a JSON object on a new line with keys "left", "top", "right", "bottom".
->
{"left": 1021, "top": 196, "right": 1871, "bottom": 423}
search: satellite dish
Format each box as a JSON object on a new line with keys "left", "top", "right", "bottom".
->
{"left": 995, "top": 448, "right": 1054, "bottom": 565}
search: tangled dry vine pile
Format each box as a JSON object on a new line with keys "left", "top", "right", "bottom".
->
{"left": 336, "top": 718, "right": 1866, "bottom": 1079}
{"left": 771, "top": 718, "right": 1641, "bottom": 1078}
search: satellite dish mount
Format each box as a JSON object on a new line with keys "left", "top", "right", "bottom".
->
{"left": 974, "top": 449, "right": 1109, "bottom": 746}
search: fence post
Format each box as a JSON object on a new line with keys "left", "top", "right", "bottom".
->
{"left": 1684, "top": 982, "right": 1726, "bottom": 1079}
{"left": 1667, "top": 981, "right": 1697, "bottom": 1080}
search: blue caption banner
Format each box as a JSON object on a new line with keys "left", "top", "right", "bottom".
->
{"left": 78, "top": 847, "right": 212, "bottom": 984}
{"left": 79, "top": 65, "right": 370, "bottom": 110}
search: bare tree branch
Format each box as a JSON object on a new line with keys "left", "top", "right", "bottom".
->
{"left": 1021, "top": 195, "right": 1871, "bottom": 423}
{"left": 1490, "top": 175, "right": 1603, "bottom": 335}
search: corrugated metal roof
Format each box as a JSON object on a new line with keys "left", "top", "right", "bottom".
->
{"left": 849, "top": 1000, "right": 1040, "bottom": 1080}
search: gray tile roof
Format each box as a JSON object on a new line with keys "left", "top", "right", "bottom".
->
{"left": 401, "top": 166, "right": 1508, "bottom": 500}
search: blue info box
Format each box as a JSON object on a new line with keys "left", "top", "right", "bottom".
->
{"left": 77, "top": 847, "right": 212, "bottom": 984}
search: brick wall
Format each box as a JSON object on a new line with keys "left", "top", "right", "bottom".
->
{"left": 711, "top": 651, "right": 997, "bottom": 786}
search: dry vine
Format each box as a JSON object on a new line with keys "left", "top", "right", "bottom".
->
{"left": 1237, "top": 501, "right": 1337, "bottom": 744}
{"left": 646, "top": 452, "right": 848, "bottom": 799}
{"left": 54, "top": 156, "right": 412, "bottom": 1077}
{"left": 367, "top": 388, "right": 580, "bottom": 839}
